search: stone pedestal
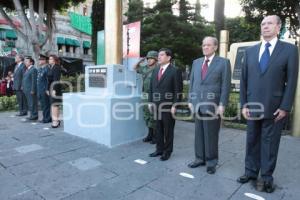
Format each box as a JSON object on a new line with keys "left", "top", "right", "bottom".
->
{"left": 63, "top": 65, "right": 147, "bottom": 148}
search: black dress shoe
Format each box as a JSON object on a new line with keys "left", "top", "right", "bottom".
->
{"left": 29, "top": 116, "right": 38, "bottom": 120}
{"left": 265, "top": 182, "right": 275, "bottom": 193}
{"left": 16, "top": 113, "right": 27, "bottom": 116}
{"left": 150, "top": 140, "right": 156, "bottom": 144}
{"left": 188, "top": 161, "right": 205, "bottom": 168}
{"left": 237, "top": 175, "right": 257, "bottom": 184}
{"left": 149, "top": 151, "right": 163, "bottom": 157}
{"left": 160, "top": 153, "right": 171, "bottom": 161}
{"left": 143, "top": 135, "right": 152, "bottom": 142}
{"left": 207, "top": 166, "right": 216, "bottom": 174}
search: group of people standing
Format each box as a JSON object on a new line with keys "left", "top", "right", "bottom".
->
{"left": 135, "top": 15, "right": 299, "bottom": 194}
{"left": 13, "top": 54, "right": 62, "bottom": 128}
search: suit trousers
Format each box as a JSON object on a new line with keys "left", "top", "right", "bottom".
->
{"left": 24, "top": 92, "right": 38, "bottom": 118}
{"left": 15, "top": 90, "right": 27, "bottom": 114}
{"left": 245, "top": 118, "right": 285, "bottom": 182}
{"left": 194, "top": 112, "right": 221, "bottom": 167}
{"left": 156, "top": 111, "right": 175, "bottom": 154}
{"left": 38, "top": 92, "right": 51, "bottom": 122}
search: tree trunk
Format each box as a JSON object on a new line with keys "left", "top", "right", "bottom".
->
{"left": 214, "top": 0, "right": 225, "bottom": 42}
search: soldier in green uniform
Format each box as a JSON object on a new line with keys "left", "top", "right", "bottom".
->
{"left": 134, "top": 51, "right": 158, "bottom": 144}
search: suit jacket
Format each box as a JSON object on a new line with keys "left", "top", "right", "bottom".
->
{"left": 240, "top": 40, "right": 299, "bottom": 119}
{"left": 149, "top": 64, "right": 181, "bottom": 108}
{"left": 22, "top": 66, "right": 37, "bottom": 94}
{"left": 188, "top": 56, "right": 232, "bottom": 114}
{"left": 47, "top": 64, "right": 61, "bottom": 95}
{"left": 13, "top": 62, "right": 25, "bottom": 90}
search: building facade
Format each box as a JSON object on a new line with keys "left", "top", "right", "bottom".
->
{"left": 0, "top": 0, "right": 94, "bottom": 67}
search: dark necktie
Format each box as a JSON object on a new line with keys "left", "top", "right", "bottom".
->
{"left": 158, "top": 67, "right": 163, "bottom": 81}
{"left": 259, "top": 42, "right": 271, "bottom": 73}
{"left": 201, "top": 59, "right": 209, "bottom": 80}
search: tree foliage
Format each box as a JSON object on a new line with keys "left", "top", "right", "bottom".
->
{"left": 140, "top": 0, "right": 214, "bottom": 69}
{"left": 240, "top": 0, "right": 300, "bottom": 37}
{"left": 225, "top": 17, "right": 260, "bottom": 46}
{"left": 91, "top": 0, "right": 104, "bottom": 62}
{"left": 125, "top": 0, "right": 143, "bottom": 23}
{"left": 178, "top": 0, "right": 193, "bottom": 22}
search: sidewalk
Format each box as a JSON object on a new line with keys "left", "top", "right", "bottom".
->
{"left": 0, "top": 111, "right": 299, "bottom": 200}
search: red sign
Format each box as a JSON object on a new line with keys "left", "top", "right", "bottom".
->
{"left": 123, "top": 21, "right": 141, "bottom": 58}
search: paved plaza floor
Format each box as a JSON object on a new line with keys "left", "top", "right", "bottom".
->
{"left": 0, "top": 111, "right": 299, "bottom": 200}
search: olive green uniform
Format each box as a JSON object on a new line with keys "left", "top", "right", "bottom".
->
{"left": 137, "top": 63, "right": 157, "bottom": 129}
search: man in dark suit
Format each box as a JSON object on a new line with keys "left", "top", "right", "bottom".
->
{"left": 37, "top": 54, "right": 51, "bottom": 123}
{"left": 148, "top": 48, "right": 181, "bottom": 161}
{"left": 13, "top": 55, "right": 27, "bottom": 116}
{"left": 22, "top": 57, "right": 38, "bottom": 120}
{"left": 188, "top": 36, "right": 231, "bottom": 174}
{"left": 238, "top": 15, "right": 299, "bottom": 193}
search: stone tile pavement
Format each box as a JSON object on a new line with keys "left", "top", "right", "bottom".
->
{"left": 0, "top": 111, "right": 300, "bottom": 200}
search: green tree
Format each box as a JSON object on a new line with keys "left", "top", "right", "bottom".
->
{"left": 91, "top": 0, "right": 104, "bottom": 62}
{"left": 214, "top": 0, "right": 225, "bottom": 41}
{"left": 178, "top": 0, "right": 192, "bottom": 22}
{"left": 225, "top": 17, "right": 260, "bottom": 46}
{"left": 154, "top": 0, "right": 175, "bottom": 14}
{"left": 192, "top": 0, "right": 201, "bottom": 22}
{"left": 240, "top": 0, "right": 300, "bottom": 37}
{"left": 0, "top": 0, "right": 85, "bottom": 60}
{"left": 126, "top": 0, "right": 143, "bottom": 23}
{"left": 141, "top": 0, "right": 214, "bottom": 69}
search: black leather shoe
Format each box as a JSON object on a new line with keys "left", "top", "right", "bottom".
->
{"left": 150, "top": 140, "right": 156, "bottom": 144}
{"left": 265, "top": 182, "right": 275, "bottom": 193}
{"left": 160, "top": 153, "right": 171, "bottom": 161}
{"left": 207, "top": 166, "right": 216, "bottom": 174}
{"left": 29, "top": 116, "right": 38, "bottom": 120}
{"left": 237, "top": 175, "right": 257, "bottom": 184}
{"left": 143, "top": 135, "right": 152, "bottom": 142}
{"left": 188, "top": 161, "right": 205, "bottom": 168}
{"left": 149, "top": 151, "right": 163, "bottom": 157}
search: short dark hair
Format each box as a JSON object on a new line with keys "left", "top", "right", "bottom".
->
{"left": 159, "top": 48, "right": 173, "bottom": 58}
{"left": 25, "top": 57, "right": 35, "bottom": 65}
{"left": 16, "top": 54, "right": 24, "bottom": 61}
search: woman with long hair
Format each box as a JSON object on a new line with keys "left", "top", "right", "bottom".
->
{"left": 47, "top": 55, "right": 62, "bottom": 128}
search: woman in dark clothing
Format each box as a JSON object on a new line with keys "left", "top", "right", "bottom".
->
{"left": 47, "top": 55, "right": 62, "bottom": 128}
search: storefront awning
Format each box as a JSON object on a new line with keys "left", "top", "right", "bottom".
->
{"left": 65, "top": 38, "right": 74, "bottom": 46}
{"left": 73, "top": 39, "right": 80, "bottom": 47}
{"left": 57, "top": 37, "right": 65, "bottom": 45}
{"left": 83, "top": 41, "right": 91, "bottom": 48}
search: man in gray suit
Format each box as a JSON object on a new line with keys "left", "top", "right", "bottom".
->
{"left": 188, "top": 36, "right": 231, "bottom": 174}
{"left": 13, "top": 55, "right": 27, "bottom": 116}
{"left": 238, "top": 15, "right": 299, "bottom": 193}
{"left": 22, "top": 57, "right": 38, "bottom": 120}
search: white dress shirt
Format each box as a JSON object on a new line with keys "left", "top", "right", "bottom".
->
{"left": 259, "top": 37, "right": 278, "bottom": 61}
{"left": 202, "top": 54, "right": 215, "bottom": 68}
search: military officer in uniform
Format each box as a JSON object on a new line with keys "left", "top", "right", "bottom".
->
{"left": 134, "top": 51, "right": 159, "bottom": 144}
{"left": 37, "top": 54, "right": 51, "bottom": 123}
